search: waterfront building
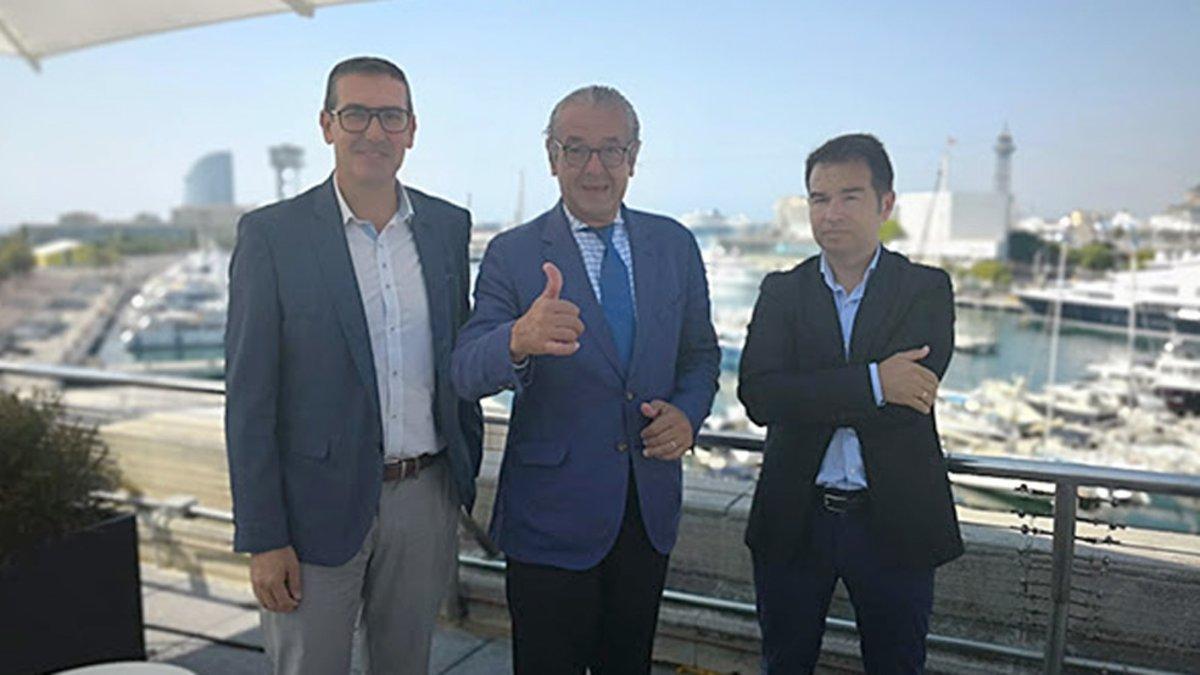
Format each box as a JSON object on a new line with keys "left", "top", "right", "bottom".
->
{"left": 31, "top": 238, "right": 85, "bottom": 267}
{"left": 20, "top": 212, "right": 194, "bottom": 249}
{"left": 183, "top": 151, "right": 234, "bottom": 207}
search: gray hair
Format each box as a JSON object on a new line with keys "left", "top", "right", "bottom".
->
{"left": 544, "top": 85, "right": 640, "bottom": 143}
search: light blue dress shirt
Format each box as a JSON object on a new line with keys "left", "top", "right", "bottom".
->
{"left": 815, "top": 245, "right": 886, "bottom": 490}
{"left": 563, "top": 204, "right": 636, "bottom": 310}
{"left": 511, "top": 205, "right": 636, "bottom": 379}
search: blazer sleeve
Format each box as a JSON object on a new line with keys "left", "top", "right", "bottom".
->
{"left": 453, "top": 212, "right": 484, "bottom": 463}
{"left": 224, "top": 216, "right": 290, "bottom": 554}
{"left": 451, "top": 236, "right": 529, "bottom": 401}
{"left": 668, "top": 232, "right": 721, "bottom": 434}
{"left": 737, "top": 273, "right": 878, "bottom": 427}
{"left": 859, "top": 269, "right": 955, "bottom": 431}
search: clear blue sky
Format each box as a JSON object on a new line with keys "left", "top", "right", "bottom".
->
{"left": 2, "top": 0, "right": 1197, "bottom": 228}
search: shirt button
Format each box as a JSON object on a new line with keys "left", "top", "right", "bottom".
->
{"left": 625, "top": 391, "right": 635, "bottom": 401}
{"left": 617, "top": 442, "right": 628, "bottom": 452}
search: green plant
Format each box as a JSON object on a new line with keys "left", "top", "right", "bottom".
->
{"left": 1068, "top": 242, "right": 1117, "bottom": 271}
{"left": 0, "top": 392, "right": 120, "bottom": 562}
{"left": 0, "top": 233, "right": 34, "bottom": 280}
{"left": 968, "top": 259, "right": 1013, "bottom": 286}
{"left": 879, "top": 219, "right": 907, "bottom": 244}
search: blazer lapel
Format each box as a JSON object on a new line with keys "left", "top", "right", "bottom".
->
{"left": 625, "top": 208, "right": 663, "bottom": 382}
{"left": 801, "top": 260, "right": 849, "bottom": 364}
{"left": 407, "top": 194, "right": 451, "bottom": 367}
{"left": 541, "top": 204, "right": 624, "bottom": 378}
{"left": 849, "top": 248, "right": 902, "bottom": 363}
{"left": 306, "top": 178, "right": 380, "bottom": 415}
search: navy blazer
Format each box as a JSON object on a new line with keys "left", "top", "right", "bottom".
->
{"left": 451, "top": 204, "right": 720, "bottom": 570}
{"left": 224, "top": 177, "right": 483, "bottom": 567}
{"left": 738, "top": 248, "right": 964, "bottom": 568}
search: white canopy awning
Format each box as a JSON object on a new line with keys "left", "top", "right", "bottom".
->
{"left": 0, "top": 0, "right": 375, "bottom": 71}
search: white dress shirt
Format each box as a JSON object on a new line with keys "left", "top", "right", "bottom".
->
{"left": 334, "top": 176, "right": 443, "bottom": 460}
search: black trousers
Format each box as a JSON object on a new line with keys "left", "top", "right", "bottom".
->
{"left": 504, "top": 467, "right": 669, "bottom": 674}
{"left": 753, "top": 499, "right": 936, "bottom": 674}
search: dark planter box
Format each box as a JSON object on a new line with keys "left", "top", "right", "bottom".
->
{"left": 0, "top": 511, "right": 146, "bottom": 674}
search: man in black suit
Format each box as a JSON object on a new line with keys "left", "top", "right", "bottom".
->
{"left": 738, "top": 133, "right": 962, "bottom": 673}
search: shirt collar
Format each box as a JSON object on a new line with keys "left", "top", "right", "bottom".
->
{"left": 820, "top": 244, "right": 883, "bottom": 295}
{"left": 563, "top": 202, "right": 625, "bottom": 233}
{"left": 332, "top": 174, "right": 414, "bottom": 229}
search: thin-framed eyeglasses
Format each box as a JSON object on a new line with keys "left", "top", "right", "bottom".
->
{"left": 331, "top": 105, "right": 412, "bottom": 133}
{"left": 550, "top": 138, "right": 636, "bottom": 169}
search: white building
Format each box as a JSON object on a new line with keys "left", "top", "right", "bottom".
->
{"left": 889, "top": 191, "right": 1008, "bottom": 261}
{"left": 773, "top": 195, "right": 812, "bottom": 240}
{"left": 774, "top": 190, "right": 1008, "bottom": 261}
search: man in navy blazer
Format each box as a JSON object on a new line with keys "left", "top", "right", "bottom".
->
{"left": 452, "top": 85, "right": 720, "bottom": 673}
{"left": 739, "top": 134, "right": 962, "bottom": 673}
{"left": 225, "top": 57, "right": 482, "bottom": 674}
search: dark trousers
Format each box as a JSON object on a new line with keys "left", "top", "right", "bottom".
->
{"left": 504, "top": 468, "right": 669, "bottom": 675}
{"left": 752, "top": 499, "right": 935, "bottom": 674}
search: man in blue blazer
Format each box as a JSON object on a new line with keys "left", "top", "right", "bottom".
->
{"left": 452, "top": 85, "right": 720, "bottom": 673}
{"left": 225, "top": 57, "right": 482, "bottom": 674}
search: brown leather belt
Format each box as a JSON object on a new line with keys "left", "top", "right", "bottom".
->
{"left": 383, "top": 452, "right": 441, "bottom": 482}
{"left": 817, "top": 487, "right": 869, "bottom": 514}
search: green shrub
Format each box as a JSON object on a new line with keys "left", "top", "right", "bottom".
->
{"left": 0, "top": 234, "right": 34, "bottom": 280}
{"left": 968, "top": 259, "right": 1013, "bottom": 287}
{"left": 0, "top": 392, "right": 120, "bottom": 563}
{"left": 879, "top": 219, "right": 907, "bottom": 244}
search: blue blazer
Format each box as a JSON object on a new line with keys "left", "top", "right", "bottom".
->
{"left": 224, "top": 177, "right": 483, "bottom": 567}
{"left": 451, "top": 203, "right": 720, "bottom": 570}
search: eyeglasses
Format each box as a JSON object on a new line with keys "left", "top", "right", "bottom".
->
{"left": 550, "top": 138, "right": 636, "bottom": 169}
{"left": 331, "top": 105, "right": 412, "bottom": 133}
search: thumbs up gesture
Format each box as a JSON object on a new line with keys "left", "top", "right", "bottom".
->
{"left": 509, "top": 262, "right": 585, "bottom": 361}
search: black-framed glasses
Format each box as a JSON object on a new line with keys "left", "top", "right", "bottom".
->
{"left": 331, "top": 105, "right": 412, "bottom": 133}
{"left": 550, "top": 138, "right": 636, "bottom": 169}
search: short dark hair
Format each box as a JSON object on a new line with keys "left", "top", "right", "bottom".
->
{"left": 323, "top": 56, "right": 412, "bottom": 112}
{"left": 805, "top": 133, "right": 894, "bottom": 205}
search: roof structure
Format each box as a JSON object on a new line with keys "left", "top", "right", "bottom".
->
{"left": 0, "top": 0, "right": 374, "bottom": 71}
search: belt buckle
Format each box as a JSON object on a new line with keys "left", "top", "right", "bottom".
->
{"left": 384, "top": 457, "right": 420, "bottom": 481}
{"left": 401, "top": 457, "right": 419, "bottom": 480}
{"left": 822, "top": 491, "right": 848, "bottom": 514}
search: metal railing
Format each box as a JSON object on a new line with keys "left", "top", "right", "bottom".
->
{"left": 4, "top": 360, "right": 1199, "bottom": 674}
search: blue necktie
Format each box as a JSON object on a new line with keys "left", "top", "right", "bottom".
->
{"left": 594, "top": 225, "right": 635, "bottom": 371}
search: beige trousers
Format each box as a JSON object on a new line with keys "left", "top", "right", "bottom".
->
{"left": 261, "top": 459, "right": 458, "bottom": 675}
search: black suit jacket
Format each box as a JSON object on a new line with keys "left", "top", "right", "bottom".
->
{"left": 738, "top": 247, "right": 964, "bottom": 568}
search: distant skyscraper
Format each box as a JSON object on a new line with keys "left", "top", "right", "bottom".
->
{"left": 184, "top": 151, "right": 234, "bottom": 206}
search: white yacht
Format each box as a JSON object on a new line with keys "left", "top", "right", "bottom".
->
{"left": 1015, "top": 256, "right": 1200, "bottom": 338}
{"left": 122, "top": 250, "right": 228, "bottom": 354}
{"left": 1152, "top": 341, "right": 1200, "bottom": 415}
